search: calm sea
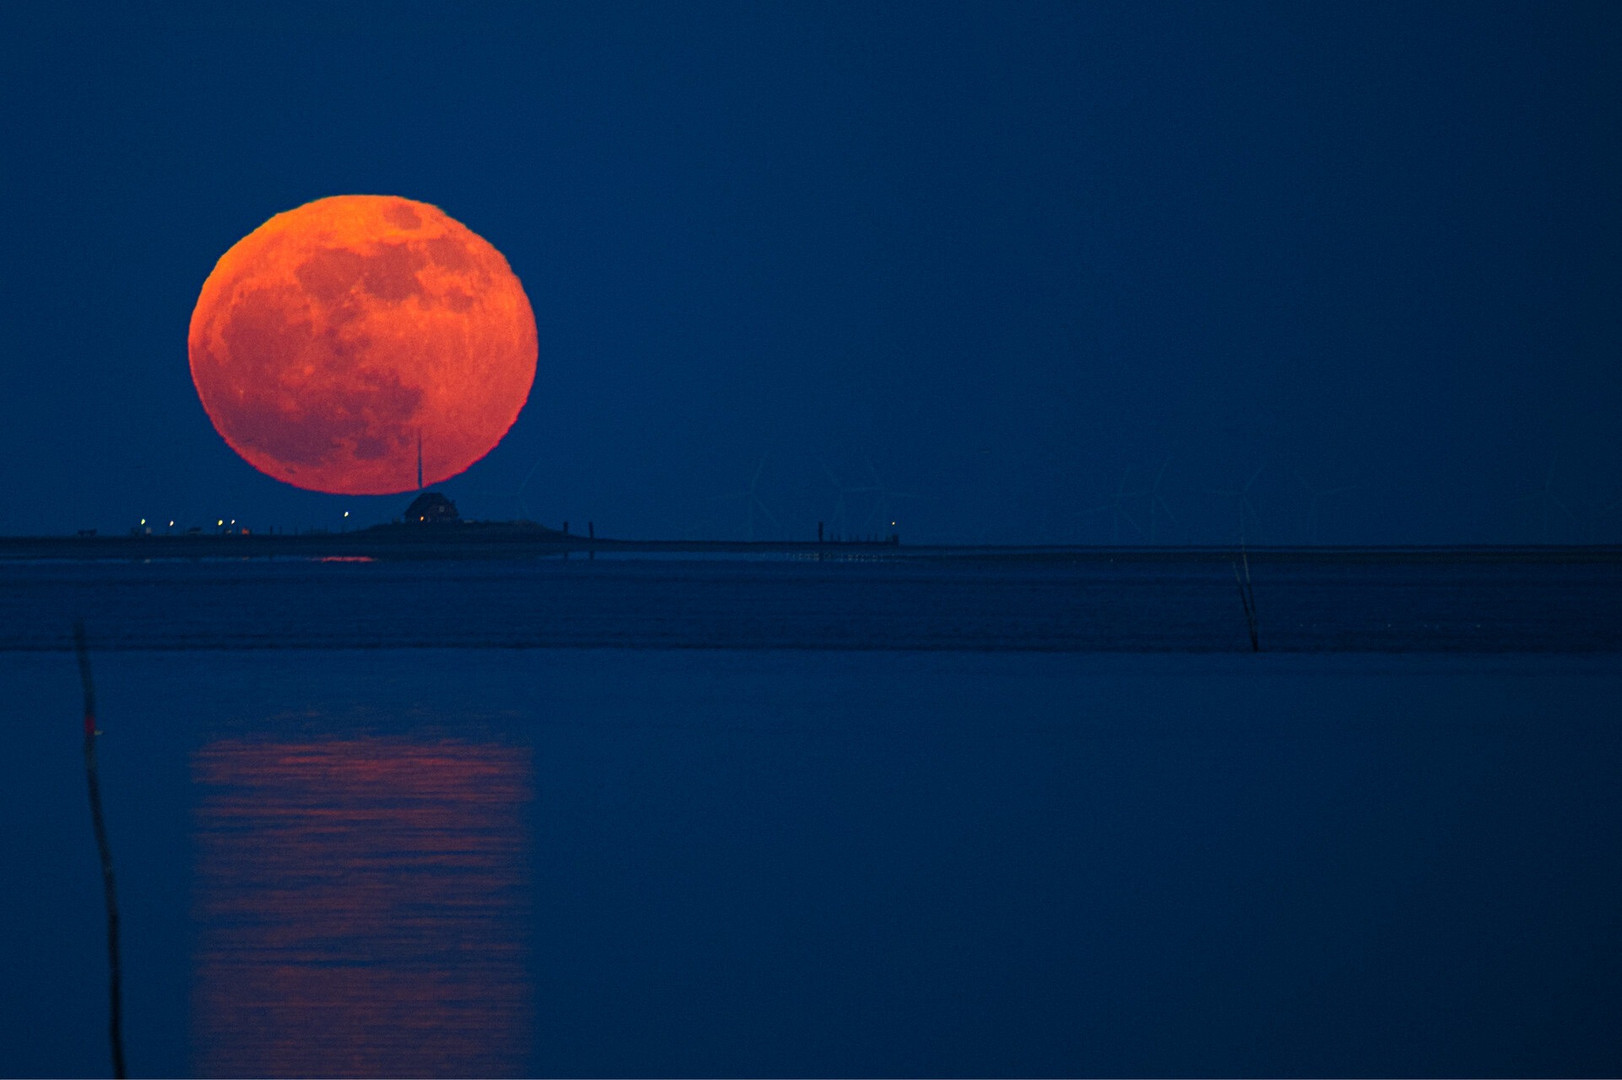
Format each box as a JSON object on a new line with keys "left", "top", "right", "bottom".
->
{"left": 2, "top": 553, "right": 1620, "bottom": 1076}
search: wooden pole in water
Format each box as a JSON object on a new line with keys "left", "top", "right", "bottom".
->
{"left": 75, "top": 621, "right": 125, "bottom": 1079}
{"left": 1232, "top": 547, "right": 1260, "bottom": 652}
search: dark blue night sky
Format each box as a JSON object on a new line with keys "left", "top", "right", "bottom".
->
{"left": 4, "top": 2, "right": 1620, "bottom": 544}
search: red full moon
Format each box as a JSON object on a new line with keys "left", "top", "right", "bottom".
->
{"left": 188, "top": 195, "right": 537, "bottom": 495}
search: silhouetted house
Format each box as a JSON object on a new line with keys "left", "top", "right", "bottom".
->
{"left": 404, "top": 491, "right": 460, "bottom": 524}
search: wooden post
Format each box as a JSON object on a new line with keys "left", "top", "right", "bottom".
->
{"left": 75, "top": 622, "right": 126, "bottom": 1079}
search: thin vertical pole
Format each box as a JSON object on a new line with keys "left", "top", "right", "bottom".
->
{"left": 1232, "top": 549, "right": 1259, "bottom": 652}
{"left": 75, "top": 621, "right": 125, "bottom": 1079}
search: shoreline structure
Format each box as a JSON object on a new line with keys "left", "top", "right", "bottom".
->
{"left": 0, "top": 526, "right": 1618, "bottom": 563}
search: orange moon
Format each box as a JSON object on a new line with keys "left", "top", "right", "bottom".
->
{"left": 188, "top": 195, "right": 537, "bottom": 495}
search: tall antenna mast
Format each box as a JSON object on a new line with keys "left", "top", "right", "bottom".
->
{"left": 416, "top": 430, "right": 423, "bottom": 492}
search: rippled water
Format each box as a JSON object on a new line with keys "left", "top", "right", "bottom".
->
{"left": 2, "top": 550, "right": 1621, "bottom": 652}
{"left": 192, "top": 739, "right": 531, "bottom": 1077}
{"left": 2, "top": 556, "right": 1620, "bottom": 1076}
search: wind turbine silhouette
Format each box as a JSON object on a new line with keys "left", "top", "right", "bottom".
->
{"left": 712, "top": 455, "right": 780, "bottom": 541}
{"left": 821, "top": 464, "right": 877, "bottom": 540}
{"left": 1513, "top": 459, "right": 1577, "bottom": 543}
{"left": 478, "top": 458, "right": 545, "bottom": 521}
{"left": 1292, "top": 470, "right": 1358, "bottom": 545}
{"left": 860, "top": 461, "right": 918, "bottom": 538}
{"left": 1595, "top": 482, "right": 1622, "bottom": 542}
{"left": 1082, "top": 468, "right": 1147, "bottom": 543}
{"left": 1208, "top": 465, "right": 1267, "bottom": 545}
{"left": 1145, "top": 456, "right": 1178, "bottom": 543}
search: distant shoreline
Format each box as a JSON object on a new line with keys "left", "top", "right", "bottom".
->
{"left": 1, "top": 528, "right": 1619, "bottom": 563}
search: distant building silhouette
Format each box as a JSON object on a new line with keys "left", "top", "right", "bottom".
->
{"left": 404, "top": 491, "right": 459, "bottom": 524}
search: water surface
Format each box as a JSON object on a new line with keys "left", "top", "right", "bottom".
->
{"left": 2, "top": 557, "right": 1619, "bottom": 1075}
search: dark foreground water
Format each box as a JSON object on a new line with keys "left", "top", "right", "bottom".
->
{"left": 2, "top": 549, "right": 1619, "bottom": 652}
{"left": 2, "top": 555, "right": 1621, "bottom": 1076}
